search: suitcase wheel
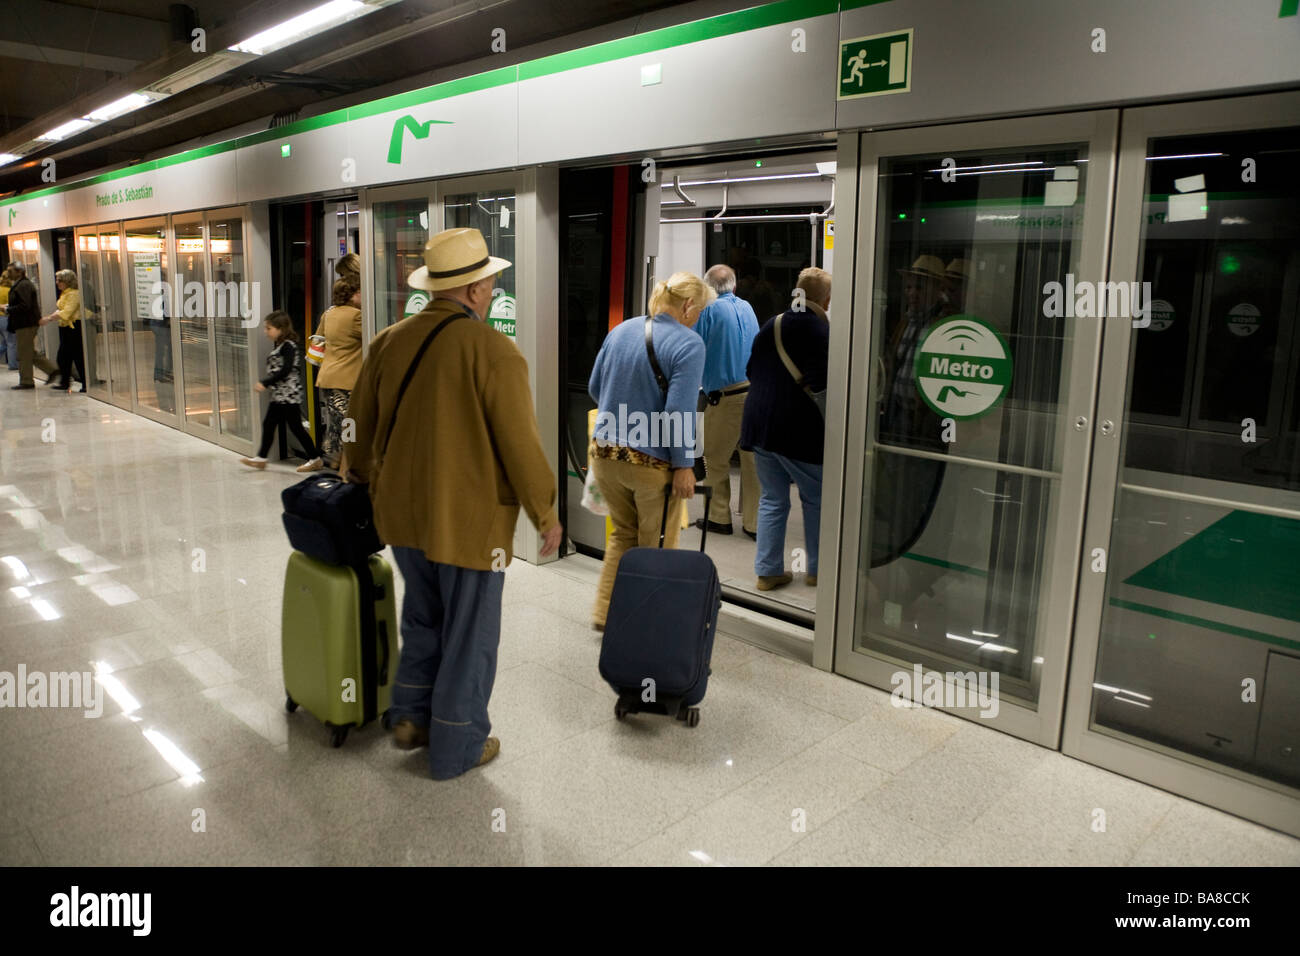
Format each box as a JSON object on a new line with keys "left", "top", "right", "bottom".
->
{"left": 676, "top": 706, "right": 701, "bottom": 728}
{"left": 327, "top": 723, "right": 349, "bottom": 748}
{"left": 614, "top": 701, "right": 628, "bottom": 721}
{"left": 285, "top": 693, "right": 298, "bottom": 714}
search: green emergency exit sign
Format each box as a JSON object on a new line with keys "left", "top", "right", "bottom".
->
{"left": 838, "top": 29, "right": 912, "bottom": 100}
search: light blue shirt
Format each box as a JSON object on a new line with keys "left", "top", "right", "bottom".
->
{"left": 588, "top": 313, "right": 705, "bottom": 469}
{"left": 693, "top": 292, "right": 759, "bottom": 394}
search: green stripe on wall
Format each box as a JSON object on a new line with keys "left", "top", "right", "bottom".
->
{"left": 0, "top": 0, "right": 867, "bottom": 210}
{"left": 519, "top": 0, "right": 837, "bottom": 80}
{"left": 1109, "top": 598, "right": 1300, "bottom": 653}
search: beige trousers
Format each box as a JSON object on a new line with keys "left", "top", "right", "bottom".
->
{"left": 590, "top": 455, "right": 683, "bottom": 628}
{"left": 16, "top": 327, "right": 58, "bottom": 386}
{"left": 702, "top": 390, "right": 757, "bottom": 531}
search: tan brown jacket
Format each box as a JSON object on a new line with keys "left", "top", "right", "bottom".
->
{"left": 342, "top": 296, "right": 558, "bottom": 570}
{"left": 314, "top": 305, "right": 363, "bottom": 390}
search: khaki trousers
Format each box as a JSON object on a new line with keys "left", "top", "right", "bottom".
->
{"left": 16, "top": 327, "right": 58, "bottom": 385}
{"left": 590, "top": 455, "right": 683, "bottom": 628}
{"left": 702, "top": 389, "right": 757, "bottom": 531}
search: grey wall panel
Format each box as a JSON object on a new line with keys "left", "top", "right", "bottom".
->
{"left": 234, "top": 125, "right": 354, "bottom": 205}
{"left": 517, "top": 14, "right": 839, "bottom": 166}
{"left": 836, "top": 0, "right": 1300, "bottom": 131}
{"left": 3, "top": 193, "right": 66, "bottom": 234}
{"left": 345, "top": 83, "right": 520, "bottom": 188}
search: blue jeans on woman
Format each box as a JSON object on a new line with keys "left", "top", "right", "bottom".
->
{"left": 390, "top": 546, "right": 505, "bottom": 780}
{"left": 0, "top": 314, "right": 16, "bottom": 370}
{"left": 753, "top": 448, "right": 822, "bottom": 577}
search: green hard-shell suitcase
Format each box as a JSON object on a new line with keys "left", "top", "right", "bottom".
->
{"left": 282, "top": 551, "right": 397, "bottom": 747}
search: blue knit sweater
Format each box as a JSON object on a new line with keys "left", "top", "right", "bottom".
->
{"left": 588, "top": 313, "right": 705, "bottom": 469}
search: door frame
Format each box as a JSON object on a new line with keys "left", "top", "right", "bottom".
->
{"left": 829, "top": 110, "right": 1120, "bottom": 747}
{"left": 1062, "top": 89, "right": 1300, "bottom": 837}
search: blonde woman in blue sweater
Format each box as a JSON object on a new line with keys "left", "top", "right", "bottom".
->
{"left": 587, "top": 271, "right": 711, "bottom": 630}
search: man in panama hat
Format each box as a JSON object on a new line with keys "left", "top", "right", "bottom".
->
{"left": 343, "top": 227, "right": 562, "bottom": 779}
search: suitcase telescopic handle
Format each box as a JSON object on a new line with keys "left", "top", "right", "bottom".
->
{"left": 659, "top": 483, "right": 712, "bottom": 551}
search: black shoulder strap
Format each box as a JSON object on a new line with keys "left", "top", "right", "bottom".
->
{"left": 380, "top": 311, "right": 468, "bottom": 457}
{"left": 644, "top": 315, "right": 670, "bottom": 397}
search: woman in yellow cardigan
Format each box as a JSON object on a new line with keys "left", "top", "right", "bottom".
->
{"left": 38, "top": 269, "right": 85, "bottom": 392}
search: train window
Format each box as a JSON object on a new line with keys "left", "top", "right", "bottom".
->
{"left": 372, "top": 197, "right": 428, "bottom": 330}
{"left": 855, "top": 143, "right": 1091, "bottom": 708}
{"left": 1092, "top": 126, "right": 1300, "bottom": 789}
{"left": 444, "top": 191, "right": 517, "bottom": 338}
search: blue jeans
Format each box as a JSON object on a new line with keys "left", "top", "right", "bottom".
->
{"left": 391, "top": 546, "right": 505, "bottom": 780}
{"left": 753, "top": 448, "right": 822, "bottom": 577}
{"left": 0, "top": 316, "right": 16, "bottom": 370}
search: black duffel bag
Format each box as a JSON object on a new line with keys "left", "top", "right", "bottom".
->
{"left": 281, "top": 474, "right": 383, "bottom": 566}
{"left": 279, "top": 309, "right": 470, "bottom": 566}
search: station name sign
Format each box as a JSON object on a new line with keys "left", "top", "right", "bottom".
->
{"left": 96, "top": 184, "right": 155, "bottom": 207}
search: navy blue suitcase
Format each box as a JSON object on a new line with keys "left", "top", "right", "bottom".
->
{"left": 598, "top": 485, "right": 721, "bottom": 727}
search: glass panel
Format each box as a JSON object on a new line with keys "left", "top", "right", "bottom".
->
{"left": 445, "top": 190, "right": 516, "bottom": 335}
{"left": 372, "top": 197, "right": 428, "bottom": 330}
{"left": 98, "top": 227, "right": 129, "bottom": 402}
{"left": 854, "top": 145, "right": 1090, "bottom": 708}
{"left": 124, "top": 218, "right": 174, "bottom": 416}
{"left": 1091, "top": 127, "right": 1300, "bottom": 790}
{"left": 76, "top": 230, "right": 107, "bottom": 393}
{"left": 209, "top": 215, "right": 252, "bottom": 440}
{"left": 173, "top": 215, "right": 212, "bottom": 429}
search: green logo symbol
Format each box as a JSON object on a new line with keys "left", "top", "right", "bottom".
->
{"left": 489, "top": 293, "right": 516, "bottom": 338}
{"left": 403, "top": 291, "right": 430, "bottom": 318}
{"left": 7, "top": 209, "right": 15, "bottom": 226}
{"left": 386, "top": 115, "right": 454, "bottom": 165}
{"left": 913, "top": 315, "right": 1012, "bottom": 420}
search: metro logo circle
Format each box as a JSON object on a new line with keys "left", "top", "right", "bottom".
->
{"left": 913, "top": 315, "right": 1012, "bottom": 420}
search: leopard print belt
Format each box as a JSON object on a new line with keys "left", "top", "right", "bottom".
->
{"left": 588, "top": 440, "right": 670, "bottom": 470}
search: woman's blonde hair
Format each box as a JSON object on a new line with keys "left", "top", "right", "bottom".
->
{"left": 648, "top": 271, "right": 715, "bottom": 319}
{"left": 55, "top": 269, "right": 78, "bottom": 290}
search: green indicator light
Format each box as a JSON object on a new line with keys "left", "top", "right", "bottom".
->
{"left": 898, "top": 212, "right": 907, "bottom": 220}
{"left": 920, "top": 217, "right": 926, "bottom": 223}
{"left": 1220, "top": 254, "right": 1241, "bottom": 275}
{"left": 755, "top": 160, "right": 763, "bottom": 167}
{"left": 1148, "top": 633, "right": 1156, "bottom": 640}
{"left": 281, "top": 144, "right": 291, "bottom": 158}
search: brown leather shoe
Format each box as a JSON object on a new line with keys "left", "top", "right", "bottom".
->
{"left": 756, "top": 573, "right": 793, "bottom": 591}
{"left": 238, "top": 456, "right": 267, "bottom": 470}
{"left": 392, "top": 720, "right": 429, "bottom": 750}
{"left": 477, "top": 736, "right": 501, "bottom": 767}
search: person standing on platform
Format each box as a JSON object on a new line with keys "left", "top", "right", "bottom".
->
{"left": 37, "top": 269, "right": 86, "bottom": 392}
{"left": 313, "top": 276, "right": 363, "bottom": 471}
{"left": 694, "top": 264, "right": 760, "bottom": 538}
{"left": 0, "top": 268, "right": 15, "bottom": 371}
{"left": 740, "top": 267, "right": 831, "bottom": 591}
{"left": 5, "top": 261, "right": 58, "bottom": 390}
{"left": 239, "top": 311, "right": 323, "bottom": 472}
{"left": 343, "top": 228, "right": 561, "bottom": 779}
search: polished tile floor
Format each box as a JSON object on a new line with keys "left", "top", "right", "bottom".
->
{"left": 1, "top": 381, "right": 1297, "bottom": 866}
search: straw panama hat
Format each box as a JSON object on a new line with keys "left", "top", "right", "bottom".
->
{"left": 408, "top": 227, "right": 511, "bottom": 292}
{"left": 898, "top": 254, "right": 947, "bottom": 281}
{"left": 945, "top": 258, "right": 973, "bottom": 281}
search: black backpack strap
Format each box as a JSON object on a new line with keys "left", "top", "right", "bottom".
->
{"left": 380, "top": 311, "right": 468, "bottom": 458}
{"left": 644, "top": 315, "right": 670, "bottom": 397}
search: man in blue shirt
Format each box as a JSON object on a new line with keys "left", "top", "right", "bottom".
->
{"left": 694, "top": 264, "right": 760, "bottom": 536}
